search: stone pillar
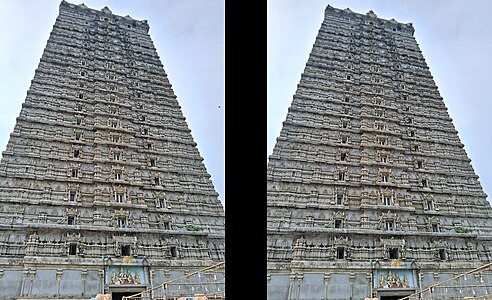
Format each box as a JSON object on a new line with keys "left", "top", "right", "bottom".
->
{"left": 28, "top": 270, "right": 36, "bottom": 298}
{"left": 150, "top": 269, "right": 155, "bottom": 288}
{"left": 56, "top": 269, "right": 63, "bottom": 296}
{"left": 20, "top": 270, "right": 29, "bottom": 297}
{"left": 295, "top": 274, "right": 303, "bottom": 300}
{"left": 323, "top": 273, "right": 330, "bottom": 300}
{"left": 288, "top": 273, "right": 296, "bottom": 300}
{"left": 367, "top": 272, "right": 373, "bottom": 298}
{"left": 99, "top": 270, "right": 104, "bottom": 294}
{"left": 82, "top": 269, "right": 88, "bottom": 296}
{"left": 433, "top": 272, "right": 439, "bottom": 283}
{"left": 349, "top": 273, "right": 355, "bottom": 299}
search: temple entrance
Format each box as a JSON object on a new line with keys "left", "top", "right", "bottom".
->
{"left": 111, "top": 292, "right": 139, "bottom": 300}
{"left": 112, "top": 292, "right": 135, "bottom": 300}
{"left": 380, "top": 296, "right": 410, "bottom": 300}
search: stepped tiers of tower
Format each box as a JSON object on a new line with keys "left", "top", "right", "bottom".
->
{"left": 267, "top": 4, "right": 492, "bottom": 300}
{"left": 0, "top": 1, "right": 224, "bottom": 299}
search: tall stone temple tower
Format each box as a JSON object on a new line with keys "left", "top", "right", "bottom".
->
{"left": 0, "top": 1, "right": 225, "bottom": 299}
{"left": 267, "top": 4, "right": 492, "bottom": 300}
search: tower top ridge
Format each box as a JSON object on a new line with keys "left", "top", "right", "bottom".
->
{"left": 324, "top": 4, "right": 415, "bottom": 36}
{"left": 366, "top": 10, "right": 377, "bottom": 18}
{"left": 101, "top": 6, "right": 112, "bottom": 15}
{"left": 59, "top": 0, "right": 150, "bottom": 33}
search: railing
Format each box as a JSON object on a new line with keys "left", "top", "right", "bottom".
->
{"left": 125, "top": 261, "right": 225, "bottom": 300}
{"left": 400, "top": 262, "right": 492, "bottom": 300}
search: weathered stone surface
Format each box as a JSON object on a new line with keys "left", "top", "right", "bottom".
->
{"left": 0, "top": 1, "right": 225, "bottom": 298}
{"left": 267, "top": 4, "right": 492, "bottom": 299}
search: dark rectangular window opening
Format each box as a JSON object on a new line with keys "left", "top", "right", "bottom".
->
{"left": 336, "top": 247, "right": 345, "bottom": 259}
{"left": 439, "top": 249, "right": 446, "bottom": 260}
{"left": 163, "top": 221, "right": 171, "bottom": 230}
{"left": 386, "top": 222, "right": 395, "bottom": 231}
{"left": 340, "top": 153, "right": 346, "bottom": 161}
{"left": 427, "top": 201, "right": 434, "bottom": 210}
{"left": 170, "top": 246, "right": 177, "bottom": 258}
{"left": 336, "top": 195, "right": 343, "bottom": 205}
{"left": 67, "top": 216, "right": 74, "bottom": 225}
{"left": 382, "top": 175, "right": 389, "bottom": 182}
{"left": 69, "top": 191, "right": 76, "bottom": 202}
{"left": 389, "top": 248, "right": 399, "bottom": 259}
{"left": 73, "top": 150, "right": 79, "bottom": 158}
{"left": 432, "top": 224, "right": 439, "bottom": 232}
{"left": 118, "top": 218, "right": 127, "bottom": 228}
{"left": 334, "top": 220, "right": 342, "bottom": 229}
{"left": 121, "top": 245, "right": 131, "bottom": 256}
{"left": 115, "top": 193, "right": 124, "bottom": 203}
{"left": 338, "top": 172, "right": 345, "bottom": 181}
{"left": 69, "top": 243, "right": 77, "bottom": 255}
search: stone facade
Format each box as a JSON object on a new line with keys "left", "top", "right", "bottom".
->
{"left": 0, "top": 1, "right": 225, "bottom": 299}
{"left": 267, "top": 4, "right": 492, "bottom": 300}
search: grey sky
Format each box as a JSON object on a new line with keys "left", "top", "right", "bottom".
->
{"left": 268, "top": 0, "right": 492, "bottom": 203}
{"left": 0, "top": 0, "right": 225, "bottom": 208}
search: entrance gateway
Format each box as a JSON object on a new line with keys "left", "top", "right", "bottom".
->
{"left": 372, "top": 260, "right": 417, "bottom": 300}
{"left": 110, "top": 289, "right": 145, "bottom": 300}
{"left": 104, "top": 257, "right": 149, "bottom": 299}
{"left": 380, "top": 296, "right": 411, "bottom": 300}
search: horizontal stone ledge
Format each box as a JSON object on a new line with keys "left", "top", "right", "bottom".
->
{"left": 0, "top": 224, "right": 211, "bottom": 236}
{"left": 267, "top": 227, "right": 485, "bottom": 239}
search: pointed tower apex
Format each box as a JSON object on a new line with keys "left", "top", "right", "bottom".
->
{"left": 366, "top": 10, "right": 377, "bottom": 18}
{"left": 101, "top": 6, "right": 112, "bottom": 14}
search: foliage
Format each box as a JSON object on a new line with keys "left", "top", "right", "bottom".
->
{"left": 455, "top": 226, "right": 471, "bottom": 233}
{"left": 186, "top": 224, "right": 201, "bottom": 231}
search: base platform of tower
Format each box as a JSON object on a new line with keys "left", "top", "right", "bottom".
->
{"left": 267, "top": 3, "right": 492, "bottom": 300}
{"left": 0, "top": 1, "right": 225, "bottom": 299}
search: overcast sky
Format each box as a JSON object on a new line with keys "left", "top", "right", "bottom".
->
{"left": 268, "top": 0, "right": 492, "bottom": 203}
{"left": 0, "top": 0, "right": 225, "bottom": 208}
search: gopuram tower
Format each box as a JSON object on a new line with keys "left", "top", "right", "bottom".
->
{"left": 0, "top": 1, "right": 225, "bottom": 299}
{"left": 267, "top": 4, "right": 492, "bottom": 300}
